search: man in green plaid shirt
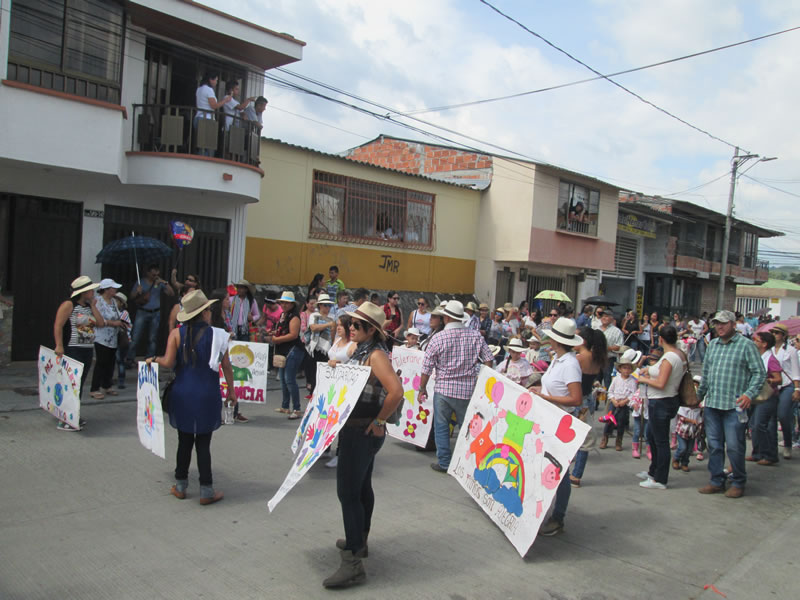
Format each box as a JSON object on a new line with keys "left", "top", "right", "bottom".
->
{"left": 696, "top": 310, "right": 765, "bottom": 498}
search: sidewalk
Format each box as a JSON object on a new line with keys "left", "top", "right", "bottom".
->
{"left": 1, "top": 362, "right": 798, "bottom": 599}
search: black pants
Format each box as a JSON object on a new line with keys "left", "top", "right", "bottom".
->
{"left": 304, "top": 350, "right": 328, "bottom": 392}
{"left": 603, "top": 405, "right": 630, "bottom": 436}
{"left": 65, "top": 346, "right": 93, "bottom": 398}
{"left": 647, "top": 396, "right": 680, "bottom": 485}
{"left": 176, "top": 431, "right": 213, "bottom": 486}
{"left": 91, "top": 343, "right": 116, "bottom": 392}
{"left": 337, "top": 425, "right": 385, "bottom": 552}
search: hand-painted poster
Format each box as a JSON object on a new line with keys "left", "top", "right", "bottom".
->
{"left": 448, "top": 366, "right": 590, "bottom": 556}
{"left": 38, "top": 346, "right": 83, "bottom": 429}
{"left": 387, "top": 346, "right": 435, "bottom": 447}
{"left": 137, "top": 362, "right": 166, "bottom": 459}
{"left": 220, "top": 341, "right": 269, "bottom": 403}
{"left": 269, "top": 363, "right": 371, "bottom": 512}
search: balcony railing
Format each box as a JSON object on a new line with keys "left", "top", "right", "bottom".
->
{"left": 757, "top": 259, "right": 769, "bottom": 270}
{"left": 131, "top": 104, "right": 261, "bottom": 168}
{"left": 676, "top": 240, "right": 705, "bottom": 259}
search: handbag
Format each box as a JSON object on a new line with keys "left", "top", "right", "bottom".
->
{"left": 678, "top": 362, "right": 700, "bottom": 408}
{"left": 752, "top": 380, "right": 775, "bottom": 404}
{"left": 273, "top": 354, "right": 286, "bottom": 369}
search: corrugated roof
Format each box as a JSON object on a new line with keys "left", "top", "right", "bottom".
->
{"left": 262, "top": 137, "right": 481, "bottom": 189}
{"left": 757, "top": 279, "right": 800, "bottom": 291}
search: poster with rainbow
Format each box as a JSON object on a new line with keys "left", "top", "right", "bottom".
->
{"left": 137, "top": 362, "right": 166, "bottom": 459}
{"left": 386, "top": 346, "right": 435, "bottom": 447}
{"left": 38, "top": 346, "right": 83, "bottom": 429}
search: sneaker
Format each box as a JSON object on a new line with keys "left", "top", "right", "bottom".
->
{"left": 793, "top": 440, "right": 800, "bottom": 449}
{"left": 569, "top": 475, "right": 581, "bottom": 488}
{"left": 326, "top": 456, "right": 338, "bottom": 468}
{"left": 696, "top": 453, "right": 704, "bottom": 461}
{"left": 639, "top": 479, "right": 667, "bottom": 490}
{"left": 783, "top": 447, "right": 792, "bottom": 460}
{"left": 538, "top": 517, "right": 564, "bottom": 537}
{"left": 430, "top": 462, "right": 448, "bottom": 473}
{"left": 234, "top": 414, "right": 249, "bottom": 423}
{"left": 635, "top": 471, "right": 652, "bottom": 480}
{"left": 56, "top": 421, "right": 81, "bottom": 432}
{"left": 288, "top": 410, "right": 302, "bottom": 420}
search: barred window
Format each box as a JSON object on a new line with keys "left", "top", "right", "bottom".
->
{"left": 557, "top": 181, "right": 600, "bottom": 237}
{"left": 310, "top": 171, "right": 435, "bottom": 249}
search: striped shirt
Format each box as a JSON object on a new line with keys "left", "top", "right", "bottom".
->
{"left": 422, "top": 322, "right": 494, "bottom": 399}
{"left": 697, "top": 333, "right": 765, "bottom": 410}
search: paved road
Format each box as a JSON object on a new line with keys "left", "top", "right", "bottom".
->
{"left": 1, "top": 362, "right": 798, "bottom": 599}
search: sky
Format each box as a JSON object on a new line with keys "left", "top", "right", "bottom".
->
{"left": 201, "top": 0, "right": 800, "bottom": 265}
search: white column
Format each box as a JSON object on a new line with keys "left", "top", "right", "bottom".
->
{"left": 227, "top": 204, "right": 247, "bottom": 282}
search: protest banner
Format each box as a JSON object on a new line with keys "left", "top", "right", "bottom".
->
{"left": 386, "top": 346, "right": 435, "bottom": 447}
{"left": 270, "top": 363, "right": 371, "bottom": 512}
{"left": 137, "top": 362, "right": 166, "bottom": 459}
{"left": 220, "top": 341, "right": 269, "bottom": 403}
{"left": 38, "top": 346, "right": 82, "bottom": 429}
{"left": 448, "top": 366, "right": 590, "bottom": 556}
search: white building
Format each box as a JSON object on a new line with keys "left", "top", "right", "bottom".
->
{"left": 737, "top": 279, "right": 800, "bottom": 320}
{"left": 0, "top": 0, "right": 304, "bottom": 359}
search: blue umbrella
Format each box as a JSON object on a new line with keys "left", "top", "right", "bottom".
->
{"left": 96, "top": 233, "right": 173, "bottom": 281}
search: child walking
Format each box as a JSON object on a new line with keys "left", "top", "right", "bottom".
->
{"left": 672, "top": 404, "right": 703, "bottom": 472}
{"left": 599, "top": 349, "right": 641, "bottom": 451}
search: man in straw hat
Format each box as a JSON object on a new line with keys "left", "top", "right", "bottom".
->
{"left": 125, "top": 263, "right": 174, "bottom": 368}
{"left": 51, "top": 276, "right": 105, "bottom": 430}
{"left": 464, "top": 301, "right": 480, "bottom": 331}
{"left": 419, "top": 300, "right": 495, "bottom": 473}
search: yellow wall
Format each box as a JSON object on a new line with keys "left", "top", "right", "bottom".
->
{"left": 245, "top": 139, "right": 480, "bottom": 293}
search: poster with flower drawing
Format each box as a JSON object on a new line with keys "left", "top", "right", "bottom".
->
{"left": 38, "top": 346, "right": 82, "bottom": 429}
{"left": 137, "top": 362, "right": 166, "bottom": 459}
{"left": 386, "top": 346, "right": 435, "bottom": 447}
{"left": 448, "top": 366, "right": 589, "bottom": 556}
{"left": 270, "top": 363, "right": 371, "bottom": 512}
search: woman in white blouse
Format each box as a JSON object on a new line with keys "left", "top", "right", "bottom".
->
{"left": 769, "top": 324, "right": 800, "bottom": 459}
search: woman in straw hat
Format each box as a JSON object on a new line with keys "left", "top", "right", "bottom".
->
{"left": 147, "top": 290, "right": 235, "bottom": 505}
{"left": 324, "top": 302, "right": 402, "bottom": 589}
{"left": 51, "top": 276, "right": 105, "bottom": 431}
{"left": 529, "top": 317, "right": 584, "bottom": 537}
{"left": 265, "top": 291, "right": 304, "bottom": 419}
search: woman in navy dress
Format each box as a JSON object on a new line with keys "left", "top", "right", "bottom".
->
{"left": 148, "top": 290, "right": 235, "bottom": 505}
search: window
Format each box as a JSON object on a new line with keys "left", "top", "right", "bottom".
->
{"left": 743, "top": 232, "right": 757, "bottom": 269}
{"left": 310, "top": 171, "right": 435, "bottom": 249}
{"left": 557, "top": 181, "right": 599, "bottom": 236}
{"left": 8, "top": 0, "right": 124, "bottom": 103}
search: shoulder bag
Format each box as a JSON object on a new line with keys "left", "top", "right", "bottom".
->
{"left": 678, "top": 359, "right": 700, "bottom": 408}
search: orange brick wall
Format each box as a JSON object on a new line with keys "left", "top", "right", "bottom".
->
{"left": 346, "top": 138, "right": 492, "bottom": 175}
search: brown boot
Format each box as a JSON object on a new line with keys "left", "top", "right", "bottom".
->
{"left": 322, "top": 550, "right": 366, "bottom": 589}
{"left": 615, "top": 433, "right": 623, "bottom": 451}
{"left": 599, "top": 435, "right": 608, "bottom": 449}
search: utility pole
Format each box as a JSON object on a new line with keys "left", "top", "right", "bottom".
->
{"left": 716, "top": 147, "right": 739, "bottom": 312}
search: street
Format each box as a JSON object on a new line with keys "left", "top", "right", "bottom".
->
{"left": 0, "top": 362, "right": 797, "bottom": 600}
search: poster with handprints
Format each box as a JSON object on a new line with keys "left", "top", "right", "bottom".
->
{"left": 219, "top": 341, "right": 269, "bottom": 403}
{"left": 137, "top": 362, "right": 166, "bottom": 459}
{"left": 386, "top": 346, "right": 435, "bottom": 447}
{"left": 270, "top": 363, "right": 371, "bottom": 512}
{"left": 448, "top": 366, "right": 590, "bottom": 556}
{"left": 38, "top": 346, "right": 83, "bottom": 429}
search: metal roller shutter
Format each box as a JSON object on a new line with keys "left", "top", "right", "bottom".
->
{"left": 606, "top": 236, "right": 638, "bottom": 279}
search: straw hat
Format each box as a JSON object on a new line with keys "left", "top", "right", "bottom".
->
{"left": 479, "top": 303, "right": 489, "bottom": 310}
{"left": 488, "top": 345, "right": 502, "bottom": 357}
{"left": 430, "top": 304, "right": 446, "bottom": 316}
{"left": 350, "top": 302, "right": 387, "bottom": 339}
{"left": 278, "top": 290, "right": 296, "bottom": 304}
{"left": 544, "top": 317, "right": 584, "bottom": 347}
{"left": 406, "top": 327, "right": 421, "bottom": 337}
{"left": 442, "top": 300, "right": 465, "bottom": 320}
{"left": 316, "top": 293, "right": 335, "bottom": 305}
{"left": 177, "top": 289, "right": 218, "bottom": 322}
{"left": 504, "top": 338, "right": 526, "bottom": 353}
{"left": 618, "top": 348, "right": 642, "bottom": 366}
{"left": 465, "top": 301, "right": 478, "bottom": 313}
{"left": 70, "top": 276, "right": 99, "bottom": 298}
{"left": 770, "top": 323, "right": 789, "bottom": 335}
{"left": 114, "top": 292, "right": 127, "bottom": 306}
{"left": 235, "top": 279, "right": 256, "bottom": 295}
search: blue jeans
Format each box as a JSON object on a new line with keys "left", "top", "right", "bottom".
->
{"left": 433, "top": 392, "right": 469, "bottom": 468}
{"left": 552, "top": 465, "right": 572, "bottom": 523}
{"left": 571, "top": 393, "right": 596, "bottom": 479}
{"left": 116, "top": 346, "right": 126, "bottom": 381}
{"left": 752, "top": 394, "right": 778, "bottom": 462}
{"left": 646, "top": 396, "right": 680, "bottom": 485}
{"left": 632, "top": 415, "right": 649, "bottom": 444}
{"left": 279, "top": 346, "right": 304, "bottom": 411}
{"left": 336, "top": 425, "right": 385, "bottom": 552}
{"left": 689, "top": 338, "right": 706, "bottom": 362}
{"left": 673, "top": 435, "right": 695, "bottom": 466}
{"left": 126, "top": 309, "right": 160, "bottom": 362}
{"left": 705, "top": 406, "right": 747, "bottom": 489}
{"left": 771, "top": 385, "right": 795, "bottom": 449}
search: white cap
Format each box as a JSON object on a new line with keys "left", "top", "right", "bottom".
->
{"left": 98, "top": 278, "right": 122, "bottom": 290}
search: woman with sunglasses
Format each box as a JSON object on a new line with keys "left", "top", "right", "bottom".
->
{"left": 382, "top": 292, "right": 403, "bottom": 346}
{"left": 406, "top": 296, "right": 432, "bottom": 336}
{"left": 325, "top": 303, "right": 402, "bottom": 589}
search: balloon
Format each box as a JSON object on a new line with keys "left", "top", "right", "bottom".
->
{"left": 485, "top": 377, "right": 496, "bottom": 400}
{"left": 170, "top": 220, "right": 194, "bottom": 249}
{"left": 491, "top": 381, "right": 504, "bottom": 406}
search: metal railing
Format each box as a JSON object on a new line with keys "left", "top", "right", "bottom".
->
{"left": 131, "top": 104, "right": 261, "bottom": 168}
{"left": 676, "top": 239, "right": 705, "bottom": 259}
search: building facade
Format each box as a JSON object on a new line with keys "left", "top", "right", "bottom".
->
{"left": 737, "top": 279, "right": 800, "bottom": 319}
{"left": 0, "top": 0, "right": 304, "bottom": 360}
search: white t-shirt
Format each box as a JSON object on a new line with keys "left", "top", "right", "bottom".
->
{"left": 688, "top": 319, "right": 706, "bottom": 339}
{"left": 735, "top": 321, "right": 753, "bottom": 337}
{"left": 540, "top": 352, "right": 582, "bottom": 401}
{"left": 196, "top": 84, "right": 216, "bottom": 118}
{"left": 410, "top": 310, "right": 432, "bottom": 335}
{"left": 646, "top": 351, "right": 685, "bottom": 399}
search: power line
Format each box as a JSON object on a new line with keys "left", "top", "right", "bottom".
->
{"left": 741, "top": 175, "right": 800, "bottom": 199}
{"left": 398, "top": 25, "right": 800, "bottom": 116}
{"left": 477, "top": 0, "right": 749, "bottom": 152}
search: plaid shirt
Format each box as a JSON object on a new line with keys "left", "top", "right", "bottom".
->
{"left": 697, "top": 333, "right": 765, "bottom": 410}
{"left": 422, "top": 323, "right": 494, "bottom": 399}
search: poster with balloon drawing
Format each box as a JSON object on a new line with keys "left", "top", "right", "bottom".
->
{"left": 270, "top": 363, "right": 371, "bottom": 512}
{"left": 38, "top": 346, "right": 83, "bottom": 429}
{"left": 386, "top": 346, "right": 435, "bottom": 447}
{"left": 137, "top": 362, "right": 166, "bottom": 459}
{"left": 448, "top": 366, "right": 590, "bottom": 557}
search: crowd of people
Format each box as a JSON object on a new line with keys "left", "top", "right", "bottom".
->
{"left": 50, "top": 270, "right": 800, "bottom": 588}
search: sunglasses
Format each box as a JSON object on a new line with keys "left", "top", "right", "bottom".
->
{"left": 417, "top": 302, "right": 426, "bottom": 306}
{"left": 392, "top": 296, "right": 400, "bottom": 300}
{"left": 596, "top": 312, "right": 604, "bottom": 316}
{"left": 549, "top": 313, "right": 558, "bottom": 317}
{"left": 351, "top": 320, "right": 365, "bottom": 331}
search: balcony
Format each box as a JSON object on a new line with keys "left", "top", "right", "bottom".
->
{"left": 126, "top": 104, "right": 263, "bottom": 202}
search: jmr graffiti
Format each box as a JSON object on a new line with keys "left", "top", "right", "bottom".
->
{"left": 379, "top": 255, "right": 400, "bottom": 273}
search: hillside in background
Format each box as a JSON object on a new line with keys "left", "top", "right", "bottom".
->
{"left": 770, "top": 266, "right": 800, "bottom": 282}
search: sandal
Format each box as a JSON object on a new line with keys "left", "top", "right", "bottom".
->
{"left": 288, "top": 410, "right": 302, "bottom": 420}
{"left": 104, "top": 388, "right": 119, "bottom": 396}
{"left": 90, "top": 391, "right": 105, "bottom": 399}
{"left": 274, "top": 407, "right": 289, "bottom": 414}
